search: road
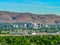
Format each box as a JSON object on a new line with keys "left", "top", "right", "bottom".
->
{"left": 0, "top": 33, "right": 60, "bottom": 36}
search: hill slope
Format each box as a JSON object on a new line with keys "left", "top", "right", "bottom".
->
{"left": 0, "top": 11, "right": 60, "bottom": 23}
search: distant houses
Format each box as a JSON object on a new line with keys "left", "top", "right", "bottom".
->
{"left": 0, "top": 22, "right": 60, "bottom": 31}
{"left": 0, "top": 22, "right": 60, "bottom": 34}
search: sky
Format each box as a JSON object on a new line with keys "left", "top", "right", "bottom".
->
{"left": 0, "top": 0, "right": 60, "bottom": 15}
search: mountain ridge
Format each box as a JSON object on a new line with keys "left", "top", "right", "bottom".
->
{"left": 0, "top": 11, "right": 60, "bottom": 23}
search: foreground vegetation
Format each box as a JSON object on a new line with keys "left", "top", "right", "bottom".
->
{"left": 0, "top": 35, "right": 60, "bottom": 45}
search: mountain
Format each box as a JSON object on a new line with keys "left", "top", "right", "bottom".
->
{"left": 0, "top": 11, "right": 60, "bottom": 23}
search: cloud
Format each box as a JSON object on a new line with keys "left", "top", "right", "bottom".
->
{"left": 0, "top": 2, "right": 60, "bottom": 9}
{"left": 38, "top": 5, "right": 60, "bottom": 8}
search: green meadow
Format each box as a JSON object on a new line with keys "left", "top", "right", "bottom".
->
{"left": 0, "top": 35, "right": 60, "bottom": 45}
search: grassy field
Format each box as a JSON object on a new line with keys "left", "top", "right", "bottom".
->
{"left": 0, "top": 35, "right": 60, "bottom": 45}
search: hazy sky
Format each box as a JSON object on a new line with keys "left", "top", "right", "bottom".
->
{"left": 0, "top": 0, "right": 60, "bottom": 15}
